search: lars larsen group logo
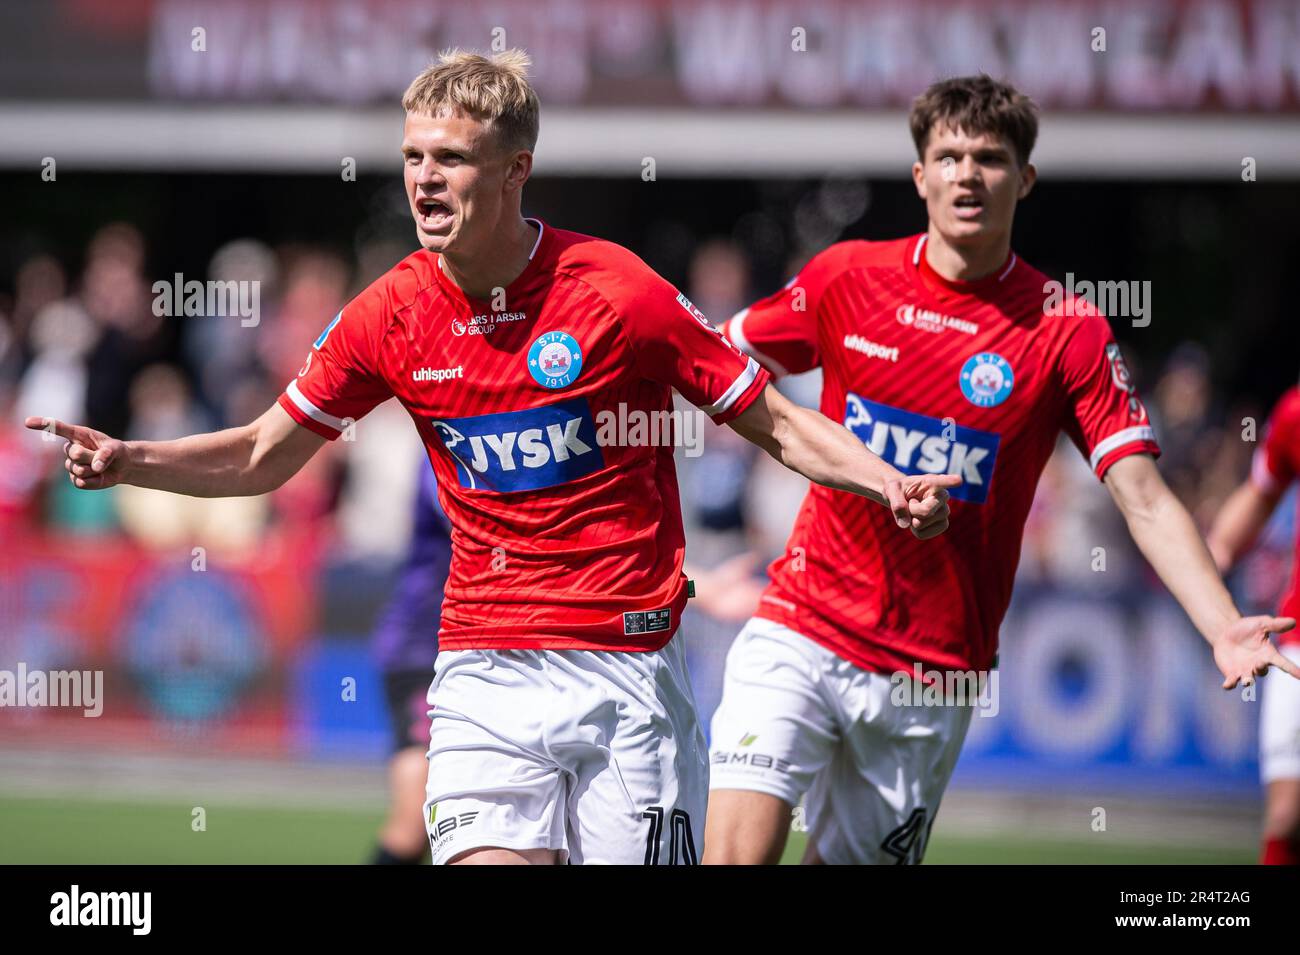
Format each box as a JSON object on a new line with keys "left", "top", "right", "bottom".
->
{"left": 528, "top": 330, "right": 583, "bottom": 389}
{"left": 452, "top": 311, "right": 526, "bottom": 337}
{"left": 896, "top": 303, "right": 979, "bottom": 336}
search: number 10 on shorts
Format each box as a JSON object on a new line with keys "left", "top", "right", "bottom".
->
{"left": 642, "top": 807, "right": 697, "bottom": 865}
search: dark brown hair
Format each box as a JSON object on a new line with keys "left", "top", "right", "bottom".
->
{"left": 909, "top": 75, "right": 1039, "bottom": 166}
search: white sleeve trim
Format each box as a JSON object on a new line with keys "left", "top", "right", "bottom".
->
{"left": 1250, "top": 447, "right": 1282, "bottom": 494}
{"left": 1089, "top": 425, "right": 1156, "bottom": 472}
{"left": 286, "top": 380, "right": 347, "bottom": 434}
{"left": 701, "top": 357, "right": 762, "bottom": 417}
{"left": 727, "top": 307, "right": 790, "bottom": 378}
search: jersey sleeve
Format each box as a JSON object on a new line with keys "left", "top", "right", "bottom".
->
{"left": 1251, "top": 388, "right": 1300, "bottom": 494}
{"left": 1058, "top": 313, "right": 1161, "bottom": 479}
{"left": 719, "top": 243, "right": 852, "bottom": 377}
{"left": 277, "top": 286, "right": 394, "bottom": 440}
{"left": 620, "top": 274, "right": 771, "bottom": 425}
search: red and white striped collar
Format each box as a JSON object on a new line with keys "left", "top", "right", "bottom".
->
{"left": 911, "top": 234, "right": 1018, "bottom": 289}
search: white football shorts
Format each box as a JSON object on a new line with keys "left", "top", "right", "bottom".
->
{"left": 709, "top": 616, "right": 974, "bottom": 864}
{"left": 423, "top": 636, "right": 708, "bottom": 865}
{"left": 1261, "top": 644, "right": 1300, "bottom": 783}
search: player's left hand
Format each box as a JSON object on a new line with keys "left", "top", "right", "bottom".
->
{"left": 885, "top": 474, "right": 961, "bottom": 540}
{"left": 1214, "top": 615, "right": 1300, "bottom": 689}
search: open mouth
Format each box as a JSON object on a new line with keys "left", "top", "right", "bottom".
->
{"left": 416, "top": 197, "right": 452, "bottom": 229}
{"left": 953, "top": 195, "right": 985, "bottom": 218}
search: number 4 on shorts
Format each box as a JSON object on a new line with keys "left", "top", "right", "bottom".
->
{"left": 881, "top": 807, "right": 934, "bottom": 865}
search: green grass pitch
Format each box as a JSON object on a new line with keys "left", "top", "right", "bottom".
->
{"left": 0, "top": 794, "right": 1253, "bottom": 864}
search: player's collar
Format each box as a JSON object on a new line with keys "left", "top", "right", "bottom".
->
{"left": 910, "top": 233, "right": 1018, "bottom": 297}
{"left": 525, "top": 217, "right": 545, "bottom": 260}
{"left": 434, "top": 217, "right": 550, "bottom": 306}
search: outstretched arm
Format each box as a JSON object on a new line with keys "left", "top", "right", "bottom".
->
{"left": 1206, "top": 478, "right": 1284, "bottom": 573}
{"left": 25, "top": 402, "right": 327, "bottom": 498}
{"left": 727, "top": 384, "right": 959, "bottom": 539}
{"left": 1104, "top": 453, "right": 1298, "bottom": 687}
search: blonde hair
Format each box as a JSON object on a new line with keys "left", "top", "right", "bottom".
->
{"left": 402, "top": 48, "right": 540, "bottom": 154}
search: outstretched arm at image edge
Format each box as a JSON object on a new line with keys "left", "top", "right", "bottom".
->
{"left": 1104, "top": 452, "right": 1298, "bottom": 687}
{"left": 25, "top": 402, "right": 327, "bottom": 498}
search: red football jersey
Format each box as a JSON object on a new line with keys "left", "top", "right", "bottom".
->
{"left": 1250, "top": 386, "right": 1300, "bottom": 645}
{"left": 279, "top": 219, "right": 770, "bottom": 651}
{"left": 721, "top": 233, "right": 1160, "bottom": 674}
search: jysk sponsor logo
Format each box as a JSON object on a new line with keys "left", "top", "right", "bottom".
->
{"left": 844, "top": 394, "right": 999, "bottom": 504}
{"left": 528, "top": 330, "right": 583, "bottom": 389}
{"left": 431, "top": 398, "right": 604, "bottom": 492}
{"left": 959, "top": 352, "right": 1014, "bottom": 408}
{"left": 313, "top": 311, "right": 342, "bottom": 349}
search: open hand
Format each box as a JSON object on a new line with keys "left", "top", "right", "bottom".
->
{"left": 1214, "top": 615, "right": 1300, "bottom": 689}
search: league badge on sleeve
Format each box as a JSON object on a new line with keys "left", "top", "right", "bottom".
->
{"left": 960, "top": 352, "right": 1014, "bottom": 408}
{"left": 528, "top": 330, "right": 583, "bottom": 390}
{"left": 676, "top": 292, "right": 715, "bottom": 330}
{"left": 313, "top": 310, "right": 343, "bottom": 350}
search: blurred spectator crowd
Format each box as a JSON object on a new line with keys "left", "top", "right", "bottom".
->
{"left": 0, "top": 222, "right": 423, "bottom": 560}
{"left": 0, "top": 221, "right": 1293, "bottom": 611}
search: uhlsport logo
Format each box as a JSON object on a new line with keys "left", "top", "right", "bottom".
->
{"left": 528, "top": 330, "right": 583, "bottom": 389}
{"left": 844, "top": 393, "right": 999, "bottom": 504}
{"left": 959, "top": 352, "right": 1014, "bottom": 408}
{"left": 431, "top": 398, "right": 604, "bottom": 492}
{"left": 412, "top": 365, "right": 464, "bottom": 383}
{"left": 843, "top": 334, "right": 900, "bottom": 362}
